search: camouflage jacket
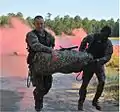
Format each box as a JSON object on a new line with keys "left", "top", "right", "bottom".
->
{"left": 26, "top": 30, "right": 55, "bottom": 53}
{"left": 79, "top": 33, "right": 113, "bottom": 65}
{"left": 26, "top": 30, "right": 55, "bottom": 64}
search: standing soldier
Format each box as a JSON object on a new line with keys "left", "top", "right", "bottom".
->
{"left": 78, "top": 26, "right": 113, "bottom": 111}
{"left": 26, "top": 15, "right": 55, "bottom": 111}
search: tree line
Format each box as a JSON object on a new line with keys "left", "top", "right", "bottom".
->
{"left": 0, "top": 12, "right": 119, "bottom": 37}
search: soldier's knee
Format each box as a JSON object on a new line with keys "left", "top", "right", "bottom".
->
{"left": 44, "top": 89, "right": 50, "bottom": 95}
{"left": 81, "top": 81, "right": 89, "bottom": 89}
{"left": 99, "top": 80, "right": 105, "bottom": 86}
{"left": 79, "top": 84, "right": 87, "bottom": 94}
{"left": 33, "top": 88, "right": 40, "bottom": 99}
{"left": 81, "top": 85, "right": 86, "bottom": 90}
{"left": 44, "top": 84, "right": 52, "bottom": 95}
{"left": 47, "top": 83, "right": 52, "bottom": 89}
{"left": 36, "top": 87, "right": 51, "bottom": 96}
{"left": 44, "top": 79, "right": 53, "bottom": 91}
{"left": 98, "top": 72, "right": 106, "bottom": 85}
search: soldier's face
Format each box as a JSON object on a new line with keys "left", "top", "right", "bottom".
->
{"left": 101, "top": 32, "right": 109, "bottom": 41}
{"left": 34, "top": 18, "right": 45, "bottom": 31}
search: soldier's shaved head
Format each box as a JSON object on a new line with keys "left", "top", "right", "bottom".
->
{"left": 101, "top": 26, "right": 111, "bottom": 37}
{"left": 34, "top": 15, "right": 44, "bottom": 21}
{"left": 34, "top": 15, "right": 45, "bottom": 32}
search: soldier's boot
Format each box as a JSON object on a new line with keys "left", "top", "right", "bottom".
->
{"left": 92, "top": 81, "right": 104, "bottom": 111}
{"left": 78, "top": 100, "right": 84, "bottom": 111}
{"left": 35, "top": 98, "right": 43, "bottom": 111}
{"left": 78, "top": 86, "right": 87, "bottom": 111}
{"left": 33, "top": 90, "right": 43, "bottom": 111}
{"left": 92, "top": 100, "right": 101, "bottom": 111}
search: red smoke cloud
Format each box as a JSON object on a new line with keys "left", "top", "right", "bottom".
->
{"left": 0, "top": 17, "right": 31, "bottom": 55}
{"left": 0, "top": 17, "right": 119, "bottom": 77}
{"left": 0, "top": 17, "right": 87, "bottom": 55}
{"left": 47, "top": 28, "right": 87, "bottom": 50}
{"left": 0, "top": 17, "right": 87, "bottom": 77}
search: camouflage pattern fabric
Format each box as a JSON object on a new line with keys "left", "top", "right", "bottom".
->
{"left": 31, "top": 50, "right": 93, "bottom": 76}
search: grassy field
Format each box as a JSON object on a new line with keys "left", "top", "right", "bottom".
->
{"left": 89, "top": 49, "right": 119, "bottom": 102}
{"left": 109, "top": 37, "right": 119, "bottom": 40}
{"left": 88, "top": 67, "right": 119, "bottom": 102}
{"left": 104, "top": 47, "right": 119, "bottom": 101}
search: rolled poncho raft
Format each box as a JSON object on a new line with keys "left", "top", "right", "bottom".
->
{"left": 32, "top": 50, "right": 93, "bottom": 76}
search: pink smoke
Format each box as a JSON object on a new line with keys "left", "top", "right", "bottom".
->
{"left": 0, "top": 17, "right": 87, "bottom": 77}
{"left": 47, "top": 28, "right": 87, "bottom": 49}
{"left": 0, "top": 17, "right": 31, "bottom": 55}
{"left": 0, "top": 17, "right": 87, "bottom": 55}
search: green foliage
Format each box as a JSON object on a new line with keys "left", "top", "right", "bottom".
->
{"left": 0, "top": 12, "right": 119, "bottom": 37}
{"left": 0, "top": 15, "right": 9, "bottom": 25}
{"left": 104, "top": 84, "right": 119, "bottom": 101}
{"left": 105, "top": 63, "right": 119, "bottom": 101}
{"left": 112, "top": 20, "right": 119, "bottom": 37}
{"left": 26, "top": 17, "right": 34, "bottom": 28}
{"left": 7, "top": 13, "right": 16, "bottom": 17}
{"left": 112, "top": 89, "right": 119, "bottom": 101}
{"left": 16, "top": 12, "right": 23, "bottom": 18}
{"left": 106, "top": 55, "right": 119, "bottom": 69}
{"left": 106, "top": 74, "right": 119, "bottom": 83}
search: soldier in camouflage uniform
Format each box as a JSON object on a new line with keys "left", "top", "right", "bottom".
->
{"left": 78, "top": 26, "right": 113, "bottom": 111}
{"left": 26, "top": 16, "right": 55, "bottom": 111}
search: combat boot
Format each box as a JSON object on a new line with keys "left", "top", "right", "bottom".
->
{"left": 78, "top": 100, "right": 84, "bottom": 111}
{"left": 33, "top": 90, "right": 43, "bottom": 111}
{"left": 35, "top": 98, "right": 43, "bottom": 111}
{"left": 92, "top": 100, "right": 101, "bottom": 111}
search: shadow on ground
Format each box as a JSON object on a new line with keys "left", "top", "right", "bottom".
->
{"left": 0, "top": 90, "right": 24, "bottom": 112}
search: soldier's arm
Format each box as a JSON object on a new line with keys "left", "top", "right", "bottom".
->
{"left": 26, "top": 32, "right": 52, "bottom": 53}
{"left": 98, "top": 40, "right": 113, "bottom": 65}
{"left": 52, "top": 37, "right": 55, "bottom": 48}
{"left": 50, "top": 35, "right": 55, "bottom": 49}
{"left": 79, "top": 35, "right": 93, "bottom": 51}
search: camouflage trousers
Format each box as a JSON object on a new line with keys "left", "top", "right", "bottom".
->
{"left": 33, "top": 74, "right": 53, "bottom": 100}
{"left": 79, "top": 63, "right": 105, "bottom": 103}
{"left": 28, "top": 65, "right": 53, "bottom": 102}
{"left": 32, "top": 50, "right": 93, "bottom": 75}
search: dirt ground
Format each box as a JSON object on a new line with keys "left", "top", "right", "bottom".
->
{"left": 0, "top": 74, "right": 119, "bottom": 112}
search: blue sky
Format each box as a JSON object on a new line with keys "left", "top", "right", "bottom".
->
{"left": 0, "top": 0, "right": 119, "bottom": 20}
